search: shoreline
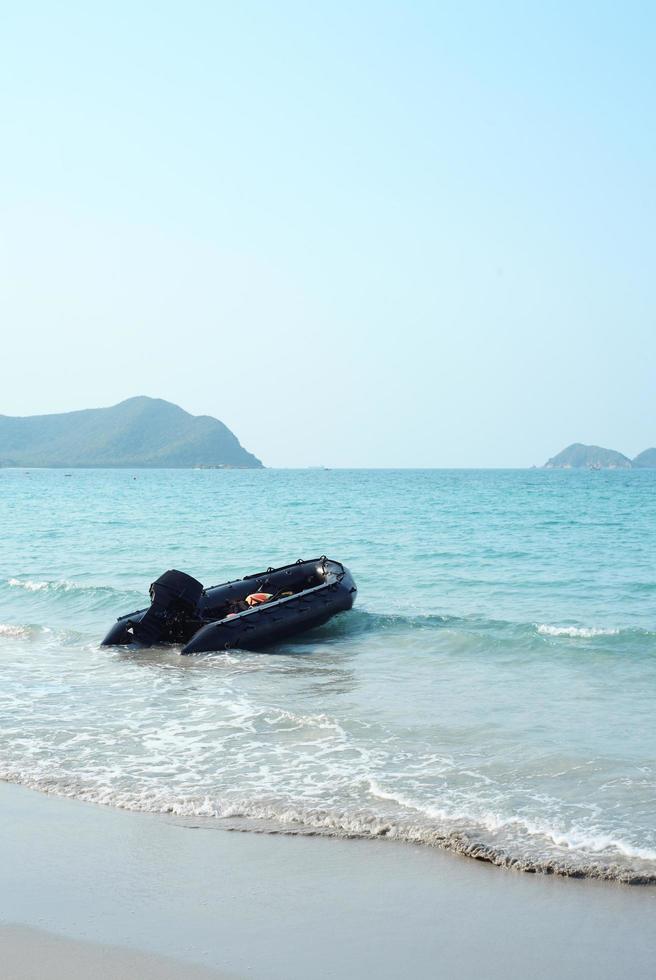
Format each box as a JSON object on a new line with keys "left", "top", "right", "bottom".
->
{"left": 2, "top": 781, "right": 655, "bottom": 979}
{"left": 1, "top": 769, "right": 652, "bottom": 885}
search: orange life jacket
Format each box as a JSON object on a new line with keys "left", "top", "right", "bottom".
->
{"left": 245, "top": 592, "right": 273, "bottom": 607}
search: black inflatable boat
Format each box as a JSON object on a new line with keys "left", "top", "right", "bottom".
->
{"left": 101, "top": 557, "right": 357, "bottom": 654}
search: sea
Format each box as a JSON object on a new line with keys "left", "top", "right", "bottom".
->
{"left": 1, "top": 467, "right": 654, "bottom": 883}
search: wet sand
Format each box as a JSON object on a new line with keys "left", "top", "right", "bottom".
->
{"left": 1, "top": 781, "right": 655, "bottom": 978}
{"left": 0, "top": 924, "right": 230, "bottom": 979}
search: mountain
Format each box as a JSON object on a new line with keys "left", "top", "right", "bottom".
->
{"left": 544, "top": 443, "right": 632, "bottom": 469}
{"left": 0, "top": 397, "right": 263, "bottom": 468}
{"left": 632, "top": 448, "right": 656, "bottom": 468}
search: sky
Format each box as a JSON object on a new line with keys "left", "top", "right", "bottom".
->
{"left": 1, "top": 1, "right": 654, "bottom": 467}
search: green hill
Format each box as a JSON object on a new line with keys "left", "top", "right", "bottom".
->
{"left": 0, "top": 397, "right": 263, "bottom": 468}
{"left": 632, "top": 448, "right": 656, "bottom": 468}
{"left": 544, "top": 443, "right": 632, "bottom": 469}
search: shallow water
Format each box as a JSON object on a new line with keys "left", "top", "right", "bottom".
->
{"left": 1, "top": 468, "right": 655, "bottom": 881}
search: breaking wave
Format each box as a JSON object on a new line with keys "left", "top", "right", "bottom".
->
{"left": 0, "top": 767, "right": 654, "bottom": 885}
{"left": 328, "top": 609, "right": 651, "bottom": 642}
{"left": 537, "top": 624, "right": 621, "bottom": 638}
{"left": 0, "top": 623, "right": 33, "bottom": 639}
{"left": 6, "top": 577, "right": 133, "bottom": 598}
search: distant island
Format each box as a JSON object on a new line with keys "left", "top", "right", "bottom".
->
{"left": 544, "top": 443, "right": 655, "bottom": 469}
{"left": 0, "top": 396, "right": 263, "bottom": 468}
{"left": 632, "top": 448, "right": 656, "bottom": 468}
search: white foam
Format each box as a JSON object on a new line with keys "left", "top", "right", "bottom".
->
{"left": 0, "top": 623, "right": 30, "bottom": 638}
{"left": 537, "top": 624, "right": 620, "bottom": 638}
{"left": 264, "top": 708, "right": 347, "bottom": 733}
{"left": 2, "top": 766, "right": 654, "bottom": 876}
{"left": 6, "top": 577, "right": 109, "bottom": 594}
{"left": 7, "top": 578, "right": 51, "bottom": 592}
{"left": 367, "top": 781, "right": 656, "bottom": 863}
{"left": 523, "top": 821, "right": 656, "bottom": 862}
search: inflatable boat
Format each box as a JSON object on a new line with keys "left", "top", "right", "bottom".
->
{"left": 101, "top": 557, "right": 357, "bottom": 653}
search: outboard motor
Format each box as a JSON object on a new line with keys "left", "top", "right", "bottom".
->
{"left": 124, "top": 569, "right": 204, "bottom": 646}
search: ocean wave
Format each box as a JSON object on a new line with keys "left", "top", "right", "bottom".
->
{"left": 537, "top": 624, "right": 621, "bottom": 638}
{"left": 341, "top": 610, "right": 651, "bottom": 643}
{"left": 3, "top": 583, "right": 645, "bottom": 647}
{"left": 7, "top": 578, "right": 55, "bottom": 592}
{"left": 6, "top": 577, "right": 126, "bottom": 595}
{"left": 0, "top": 623, "right": 33, "bottom": 638}
{"left": 0, "top": 622, "right": 89, "bottom": 646}
{"left": 1, "top": 769, "right": 653, "bottom": 885}
{"left": 367, "top": 781, "right": 656, "bottom": 864}
{"left": 317, "top": 608, "right": 459, "bottom": 637}
{"left": 4, "top": 578, "right": 142, "bottom": 615}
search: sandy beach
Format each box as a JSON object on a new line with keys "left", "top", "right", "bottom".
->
{"left": 1, "top": 781, "right": 655, "bottom": 979}
{"left": 0, "top": 925, "right": 230, "bottom": 980}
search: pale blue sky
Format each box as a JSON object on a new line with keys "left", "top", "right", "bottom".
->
{"left": 1, "top": 1, "right": 654, "bottom": 466}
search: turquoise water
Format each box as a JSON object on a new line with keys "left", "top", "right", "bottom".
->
{"left": 1, "top": 468, "right": 655, "bottom": 882}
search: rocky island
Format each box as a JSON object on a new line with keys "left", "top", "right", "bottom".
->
{"left": 632, "top": 448, "right": 656, "bottom": 468}
{"left": 544, "top": 443, "right": 655, "bottom": 469}
{"left": 0, "top": 396, "right": 263, "bottom": 468}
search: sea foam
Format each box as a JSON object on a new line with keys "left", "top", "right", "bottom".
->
{"left": 537, "top": 624, "right": 620, "bottom": 638}
{"left": 0, "top": 623, "right": 31, "bottom": 638}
